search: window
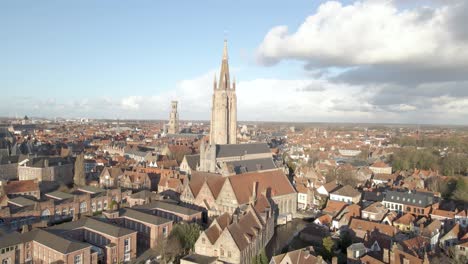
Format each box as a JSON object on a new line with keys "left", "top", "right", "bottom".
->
{"left": 202, "top": 238, "right": 206, "bottom": 244}
{"left": 162, "top": 226, "right": 168, "bottom": 238}
{"left": 74, "top": 254, "right": 82, "bottom": 264}
{"left": 228, "top": 251, "right": 232, "bottom": 258}
{"left": 80, "top": 202, "right": 87, "bottom": 213}
{"left": 124, "top": 253, "right": 130, "bottom": 261}
{"left": 124, "top": 238, "right": 131, "bottom": 252}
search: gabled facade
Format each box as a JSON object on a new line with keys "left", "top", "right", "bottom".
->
{"left": 194, "top": 202, "right": 274, "bottom": 264}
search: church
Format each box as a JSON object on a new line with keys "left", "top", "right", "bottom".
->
{"left": 195, "top": 40, "right": 277, "bottom": 176}
{"left": 180, "top": 41, "right": 297, "bottom": 219}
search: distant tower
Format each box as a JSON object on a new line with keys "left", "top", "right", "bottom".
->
{"left": 210, "top": 40, "right": 237, "bottom": 145}
{"left": 168, "top": 101, "right": 179, "bottom": 134}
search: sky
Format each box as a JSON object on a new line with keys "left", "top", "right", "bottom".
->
{"left": 1, "top": 0, "right": 467, "bottom": 125}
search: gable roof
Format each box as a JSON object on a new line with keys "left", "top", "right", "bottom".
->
{"left": 349, "top": 218, "right": 397, "bottom": 237}
{"left": 331, "top": 185, "right": 361, "bottom": 198}
{"left": 189, "top": 171, "right": 225, "bottom": 198}
{"left": 184, "top": 154, "right": 200, "bottom": 169}
{"left": 224, "top": 157, "right": 276, "bottom": 174}
{"left": 228, "top": 169, "right": 296, "bottom": 204}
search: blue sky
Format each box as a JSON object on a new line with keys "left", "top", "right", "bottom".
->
{"left": 1, "top": 0, "right": 467, "bottom": 124}
{"left": 1, "top": 0, "right": 314, "bottom": 98}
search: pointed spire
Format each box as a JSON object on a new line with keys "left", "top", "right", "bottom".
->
{"left": 223, "top": 39, "right": 228, "bottom": 60}
{"left": 219, "top": 39, "right": 230, "bottom": 90}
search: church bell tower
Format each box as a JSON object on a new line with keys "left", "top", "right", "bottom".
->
{"left": 210, "top": 40, "right": 237, "bottom": 145}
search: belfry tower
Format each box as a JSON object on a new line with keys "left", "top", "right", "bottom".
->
{"left": 209, "top": 40, "right": 237, "bottom": 145}
{"left": 168, "top": 101, "right": 179, "bottom": 134}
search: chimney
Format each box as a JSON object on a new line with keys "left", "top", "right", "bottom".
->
{"left": 232, "top": 214, "right": 239, "bottom": 223}
{"left": 251, "top": 181, "right": 258, "bottom": 202}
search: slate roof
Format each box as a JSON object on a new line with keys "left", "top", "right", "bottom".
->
{"left": 383, "top": 190, "right": 435, "bottom": 207}
{"left": 8, "top": 196, "right": 36, "bottom": 207}
{"left": 184, "top": 154, "right": 200, "bottom": 169}
{"left": 120, "top": 208, "right": 171, "bottom": 226}
{"left": 0, "top": 232, "right": 22, "bottom": 248}
{"left": 216, "top": 143, "right": 270, "bottom": 158}
{"left": 224, "top": 157, "right": 276, "bottom": 174}
{"left": 135, "top": 200, "right": 201, "bottom": 216}
{"left": 182, "top": 253, "right": 218, "bottom": 264}
{"left": 77, "top": 185, "right": 105, "bottom": 194}
{"left": 21, "top": 229, "right": 90, "bottom": 254}
{"left": 0, "top": 155, "right": 19, "bottom": 165}
{"left": 48, "top": 217, "right": 136, "bottom": 237}
{"left": 46, "top": 191, "right": 74, "bottom": 200}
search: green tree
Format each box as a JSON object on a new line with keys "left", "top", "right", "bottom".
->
{"left": 321, "top": 236, "right": 335, "bottom": 260}
{"left": 171, "top": 223, "right": 201, "bottom": 253}
{"left": 453, "top": 177, "right": 468, "bottom": 203}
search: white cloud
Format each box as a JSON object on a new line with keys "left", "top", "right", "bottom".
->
{"left": 1, "top": 69, "right": 466, "bottom": 124}
{"left": 121, "top": 96, "right": 143, "bottom": 110}
{"left": 257, "top": 0, "right": 468, "bottom": 69}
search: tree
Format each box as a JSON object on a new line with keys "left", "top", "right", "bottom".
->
{"left": 338, "top": 231, "right": 352, "bottom": 253}
{"left": 321, "top": 236, "right": 335, "bottom": 260}
{"left": 171, "top": 223, "right": 201, "bottom": 254}
{"left": 452, "top": 177, "right": 468, "bottom": 203}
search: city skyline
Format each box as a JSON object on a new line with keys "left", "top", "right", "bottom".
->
{"left": 1, "top": 0, "right": 468, "bottom": 125}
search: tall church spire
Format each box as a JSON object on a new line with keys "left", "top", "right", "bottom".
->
{"left": 218, "top": 39, "right": 230, "bottom": 90}
{"left": 210, "top": 40, "right": 237, "bottom": 146}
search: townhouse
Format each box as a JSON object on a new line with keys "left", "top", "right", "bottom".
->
{"left": 369, "top": 161, "right": 392, "bottom": 175}
{"left": 382, "top": 190, "right": 436, "bottom": 216}
{"left": 361, "top": 202, "right": 388, "bottom": 222}
{"left": 329, "top": 185, "right": 361, "bottom": 204}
